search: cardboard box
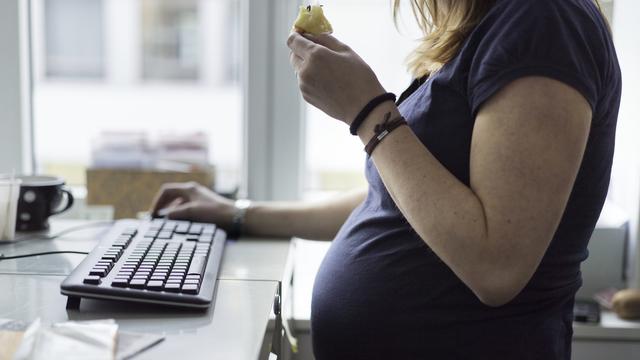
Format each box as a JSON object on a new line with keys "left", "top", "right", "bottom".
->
{"left": 86, "top": 168, "right": 214, "bottom": 219}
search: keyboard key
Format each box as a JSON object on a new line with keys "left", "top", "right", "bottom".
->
{"left": 83, "top": 276, "right": 101, "bottom": 285}
{"left": 96, "top": 261, "right": 113, "bottom": 269}
{"left": 183, "top": 279, "right": 199, "bottom": 285}
{"left": 89, "top": 268, "right": 108, "bottom": 277}
{"left": 146, "top": 281, "right": 164, "bottom": 290}
{"left": 175, "top": 223, "right": 190, "bottom": 234}
{"left": 157, "top": 231, "right": 173, "bottom": 239}
{"left": 105, "top": 250, "right": 121, "bottom": 256}
{"left": 186, "top": 275, "right": 201, "bottom": 281}
{"left": 129, "top": 279, "right": 146, "bottom": 288}
{"left": 122, "top": 227, "right": 138, "bottom": 236}
{"left": 111, "top": 278, "right": 128, "bottom": 287}
{"left": 188, "top": 224, "right": 203, "bottom": 235}
{"left": 202, "top": 224, "right": 216, "bottom": 234}
{"left": 164, "top": 283, "right": 181, "bottom": 292}
{"left": 188, "top": 256, "right": 207, "bottom": 276}
{"left": 181, "top": 284, "right": 199, "bottom": 294}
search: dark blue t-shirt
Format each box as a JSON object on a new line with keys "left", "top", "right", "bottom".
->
{"left": 311, "top": 0, "right": 621, "bottom": 359}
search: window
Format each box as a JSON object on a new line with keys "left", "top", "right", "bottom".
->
{"left": 31, "top": 0, "right": 243, "bottom": 193}
{"left": 43, "top": 0, "right": 105, "bottom": 78}
{"left": 303, "top": 0, "right": 419, "bottom": 197}
{"left": 141, "top": 0, "right": 199, "bottom": 80}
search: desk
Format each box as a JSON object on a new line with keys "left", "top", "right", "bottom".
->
{"left": 573, "top": 312, "right": 640, "bottom": 359}
{"left": 0, "top": 220, "right": 292, "bottom": 360}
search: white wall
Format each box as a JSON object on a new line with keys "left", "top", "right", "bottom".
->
{"left": 610, "top": 0, "right": 640, "bottom": 288}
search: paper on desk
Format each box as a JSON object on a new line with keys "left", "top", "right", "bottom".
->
{"left": 1, "top": 319, "right": 164, "bottom": 360}
{"left": 14, "top": 319, "right": 118, "bottom": 360}
{"left": 0, "top": 319, "right": 30, "bottom": 360}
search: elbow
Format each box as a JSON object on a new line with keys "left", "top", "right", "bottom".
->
{"left": 470, "top": 272, "right": 527, "bottom": 308}
{"left": 475, "top": 288, "right": 518, "bottom": 307}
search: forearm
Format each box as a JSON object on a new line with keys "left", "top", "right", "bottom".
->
{"left": 357, "top": 103, "right": 493, "bottom": 289}
{"left": 243, "top": 187, "right": 367, "bottom": 240}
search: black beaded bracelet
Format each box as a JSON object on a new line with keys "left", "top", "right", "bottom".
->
{"left": 349, "top": 92, "right": 397, "bottom": 136}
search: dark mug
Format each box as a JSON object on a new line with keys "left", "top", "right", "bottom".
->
{"left": 15, "top": 175, "right": 74, "bottom": 231}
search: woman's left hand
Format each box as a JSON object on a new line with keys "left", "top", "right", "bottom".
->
{"left": 287, "top": 32, "right": 386, "bottom": 124}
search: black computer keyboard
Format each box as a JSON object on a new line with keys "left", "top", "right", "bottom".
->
{"left": 61, "top": 219, "right": 226, "bottom": 309}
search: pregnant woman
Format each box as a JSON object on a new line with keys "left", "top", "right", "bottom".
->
{"left": 151, "top": 0, "right": 621, "bottom": 358}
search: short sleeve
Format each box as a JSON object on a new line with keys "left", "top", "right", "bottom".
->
{"left": 467, "top": 0, "right": 606, "bottom": 117}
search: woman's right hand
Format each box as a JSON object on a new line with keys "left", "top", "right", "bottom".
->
{"left": 149, "top": 182, "right": 236, "bottom": 229}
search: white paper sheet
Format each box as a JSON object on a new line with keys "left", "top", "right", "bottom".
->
{"left": 14, "top": 319, "right": 117, "bottom": 360}
{"left": 2, "top": 319, "right": 164, "bottom": 360}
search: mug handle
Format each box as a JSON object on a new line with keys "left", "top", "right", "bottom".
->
{"left": 51, "top": 188, "right": 75, "bottom": 215}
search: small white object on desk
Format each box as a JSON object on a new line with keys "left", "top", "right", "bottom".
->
{"left": 0, "top": 174, "right": 21, "bottom": 242}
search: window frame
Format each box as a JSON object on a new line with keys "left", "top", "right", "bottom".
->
{"left": 243, "top": 0, "right": 305, "bottom": 201}
{"left": 0, "top": 0, "right": 34, "bottom": 175}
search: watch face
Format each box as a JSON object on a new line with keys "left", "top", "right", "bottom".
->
{"left": 235, "top": 199, "right": 252, "bottom": 210}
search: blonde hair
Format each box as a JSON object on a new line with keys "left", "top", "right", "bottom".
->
{"left": 394, "top": 0, "right": 608, "bottom": 78}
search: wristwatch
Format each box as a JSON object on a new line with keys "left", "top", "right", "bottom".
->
{"left": 230, "top": 199, "right": 252, "bottom": 238}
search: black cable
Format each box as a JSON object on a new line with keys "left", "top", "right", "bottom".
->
{"left": 0, "top": 221, "right": 114, "bottom": 260}
{"left": 0, "top": 251, "right": 89, "bottom": 260}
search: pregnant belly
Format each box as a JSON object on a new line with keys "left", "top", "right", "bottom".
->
{"left": 310, "top": 234, "right": 576, "bottom": 360}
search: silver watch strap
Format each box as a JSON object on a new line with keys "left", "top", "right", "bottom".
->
{"left": 231, "top": 199, "right": 252, "bottom": 237}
